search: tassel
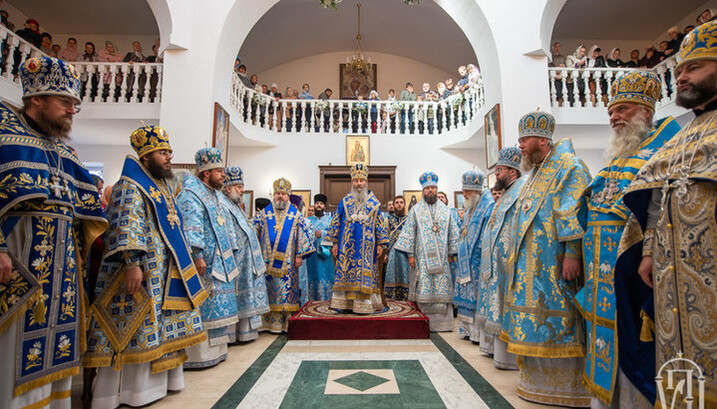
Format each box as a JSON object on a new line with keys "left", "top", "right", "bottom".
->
{"left": 639, "top": 310, "right": 654, "bottom": 342}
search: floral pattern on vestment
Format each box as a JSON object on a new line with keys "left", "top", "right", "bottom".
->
{"left": 500, "top": 138, "right": 591, "bottom": 358}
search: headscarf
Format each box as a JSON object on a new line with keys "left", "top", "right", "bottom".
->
{"left": 369, "top": 90, "right": 379, "bottom": 100}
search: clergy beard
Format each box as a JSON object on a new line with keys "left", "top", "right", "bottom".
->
{"left": 315, "top": 209, "right": 324, "bottom": 218}
{"left": 226, "top": 190, "right": 242, "bottom": 205}
{"left": 424, "top": 195, "right": 437, "bottom": 205}
{"left": 351, "top": 186, "right": 368, "bottom": 204}
{"left": 464, "top": 193, "right": 480, "bottom": 211}
{"left": 274, "top": 199, "right": 288, "bottom": 210}
{"left": 520, "top": 149, "right": 546, "bottom": 173}
{"left": 676, "top": 69, "right": 717, "bottom": 109}
{"left": 493, "top": 175, "right": 511, "bottom": 191}
{"left": 145, "top": 159, "right": 173, "bottom": 180}
{"left": 35, "top": 108, "right": 73, "bottom": 141}
{"left": 604, "top": 112, "right": 650, "bottom": 163}
{"left": 394, "top": 208, "right": 405, "bottom": 217}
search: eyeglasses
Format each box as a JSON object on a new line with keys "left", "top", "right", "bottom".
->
{"left": 157, "top": 150, "right": 173, "bottom": 158}
{"left": 51, "top": 96, "right": 81, "bottom": 113}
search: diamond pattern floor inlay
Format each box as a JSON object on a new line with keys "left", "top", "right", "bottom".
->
{"left": 333, "top": 371, "right": 391, "bottom": 392}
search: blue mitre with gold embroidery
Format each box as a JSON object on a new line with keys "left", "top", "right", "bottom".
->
{"left": 350, "top": 163, "right": 369, "bottom": 180}
{"left": 518, "top": 111, "right": 555, "bottom": 140}
{"left": 273, "top": 177, "right": 292, "bottom": 194}
{"left": 195, "top": 147, "right": 223, "bottom": 173}
{"left": 496, "top": 147, "right": 522, "bottom": 170}
{"left": 130, "top": 125, "right": 172, "bottom": 158}
{"left": 20, "top": 56, "right": 81, "bottom": 103}
{"left": 462, "top": 170, "right": 484, "bottom": 191}
{"left": 608, "top": 71, "right": 661, "bottom": 110}
{"left": 419, "top": 171, "right": 439, "bottom": 188}
{"left": 225, "top": 166, "right": 244, "bottom": 186}
{"left": 677, "top": 20, "right": 717, "bottom": 70}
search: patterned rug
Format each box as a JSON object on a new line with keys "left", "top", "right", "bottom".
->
{"left": 288, "top": 301, "right": 430, "bottom": 340}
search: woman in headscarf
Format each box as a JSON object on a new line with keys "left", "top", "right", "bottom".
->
{"left": 80, "top": 42, "right": 99, "bottom": 100}
{"left": 606, "top": 48, "right": 624, "bottom": 67}
{"left": 565, "top": 45, "right": 588, "bottom": 106}
{"left": 297, "top": 83, "right": 313, "bottom": 132}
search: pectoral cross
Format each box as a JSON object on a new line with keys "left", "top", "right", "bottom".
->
{"left": 50, "top": 175, "right": 65, "bottom": 197}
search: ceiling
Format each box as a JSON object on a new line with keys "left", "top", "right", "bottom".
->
{"left": 552, "top": 0, "right": 706, "bottom": 40}
{"left": 7, "top": 0, "right": 157, "bottom": 34}
{"left": 238, "top": 0, "right": 476, "bottom": 75}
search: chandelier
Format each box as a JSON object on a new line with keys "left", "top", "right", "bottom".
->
{"left": 346, "top": 3, "right": 371, "bottom": 73}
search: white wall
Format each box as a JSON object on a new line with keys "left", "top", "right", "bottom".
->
{"left": 228, "top": 132, "right": 485, "bottom": 208}
{"left": 256, "top": 51, "right": 454, "bottom": 99}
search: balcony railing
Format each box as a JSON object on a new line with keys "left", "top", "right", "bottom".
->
{"left": 548, "top": 56, "right": 677, "bottom": 110}
{"left": 230, "top": 73, "right": 485, "bottom": 135}
{"left": 0, "top": 25, "right": 162, "bottom": 104}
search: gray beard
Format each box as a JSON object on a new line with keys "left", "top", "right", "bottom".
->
{"left": 604, "top": 116, "right": 650, "bottom": 164}
{"left": 226, "top": 191, "right": 242, "bottom": 205}
{"left": 274, "top": 199, "right": 288, "bottom": 210}
{"left": 351, "top": 187, "right": 369, "bottom": 204}
{"left": 520, "top": 149, "right": 546, "bottom": 173}
{"left": 464, "top": 193, "right": 480, "bottom": 210}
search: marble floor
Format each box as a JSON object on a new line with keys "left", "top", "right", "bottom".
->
{"left": 71, "top": 331, "right": 566, "bottom": 409}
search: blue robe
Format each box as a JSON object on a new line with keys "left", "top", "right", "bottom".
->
{"left": 454, "top": 191, "right": 494, "bottom": 333}
{"left": 306, "top": 214, "right": 335, "bottom": 301}
{"left": 177, "top": 175, "right": 239, "bottom": 345}
{"left": 86, "top": 156, "right": 207, "bottom": 371}
{"left": 253, "top": 203, "right": 314, "bottom": 331}
{"left": 476, "top": 177, "right": 526, "bottom": 346}
{"left": 0, "top": 102, "right": 107, "bottom": 396}
{"left": 501, "top": 138, "right": 591, "bottom": 358}
{"left": 326, "top": 192, "right": 389, "bottom": 296}
{"left": 394, "top": 200, "right": 460, "bottom": 304}
{"left": 218, "top": 194, "right": 270, "bottom": 335}
{"left": 385, "top": 213, "right": 410, "bottom": 300}
{"left": 575, "top": 117, "right": 679, "bottom": 405}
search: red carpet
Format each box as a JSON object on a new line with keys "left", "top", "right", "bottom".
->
{"left": 288, "top": 300, "right": 430, "bottom": 340}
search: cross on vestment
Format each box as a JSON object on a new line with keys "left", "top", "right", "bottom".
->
{"left": 49, "top": 175, "right": 66, "bottom": 197}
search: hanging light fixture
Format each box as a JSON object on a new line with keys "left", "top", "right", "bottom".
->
{"left": 346, "top": 2, "right": 371, "bottom": 73}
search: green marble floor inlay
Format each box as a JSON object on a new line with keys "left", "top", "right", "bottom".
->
{"left": 333, "top": 370, "right": 390, "bottom": 392}
{"left": 279, "top": 360, "right": 446, "bottom": 409}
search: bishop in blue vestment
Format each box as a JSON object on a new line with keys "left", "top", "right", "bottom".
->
{"left": 177, "top": 148, "right": 239, "bottom": 369}
{"left": 221, "top": 166, "right": 270, "bottom": 342}
{"left": 327, "top": 164, "right": 389, "bottom": 314}
{"left": 454, "top": 170, "right": 494, "bottom": 340}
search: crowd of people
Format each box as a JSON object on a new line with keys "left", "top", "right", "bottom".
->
{"left": 549, "top": 7, "right": 717, "bottom": 107}
{"left": 235, "top": 61, "right": 482, "bottom": 134}
{"left": 2, "top": 12, "right": 162, "bottom": 102}
{"left": 1, "top": 17, "right": 717, "bottom": 409}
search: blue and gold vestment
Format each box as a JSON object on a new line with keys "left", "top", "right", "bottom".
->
{"left": 0, "top": 102, "right": 107, "bottom": 396}
{"left": 476, "top": 177, "right": 526, "bottom": 352}
{"left": 85, "top": 156, "right": 208, "bottom": 372}
{"left": 326, "top": 192, "right": 389, "bottom": 296}
{"left": 306, "top": 214, "right": 335, "bottom": 301}
{"left": 177, "top": 175, "right": 239, "bottom": 343}
{"left": 385, "top": 213, "right": 410, "bottom": 300}
{"left": 575, "top": 117, "right": 679, "bottom": 405}
{"left": 218, "top": 194, "right": 270, "bottom": 325}
{"left": 501, "top": 139, "right": 591, "bottom": 358}
{"left": 253, "top": 202, "right": 313, "bottom": 316}
{"left": 454, "top": 190, "right": 494, "bottom": 331}
{"left": 394, "top": 200, "right": 460, "bottom": 304}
